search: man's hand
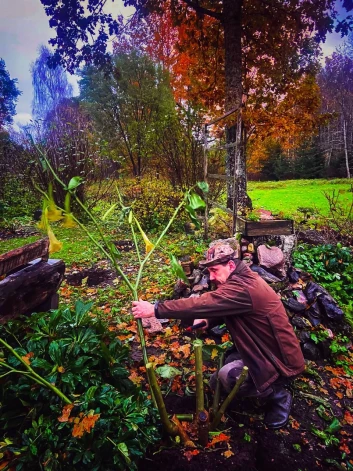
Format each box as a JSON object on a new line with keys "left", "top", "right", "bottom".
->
{"left": 193, "top": 318, "right": 209, "bottom": 332}
{"left": 132, "top": 299, "right": 155, "bottom": 319}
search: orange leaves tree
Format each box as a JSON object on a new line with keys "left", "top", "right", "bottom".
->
{"left": 40, "top": 0, "right": 353, "bottom": 207}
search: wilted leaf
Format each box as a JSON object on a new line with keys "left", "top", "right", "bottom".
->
{"left": 21, "top": 352, "right": 34, "bottom": 365}
{"left": 156, "top": 364, "right": 182, "bottom": 379}
{"left": 207, "top": 432, "right": 230, "bottom": 448}
{"left": 184, "top": 450, "right": 200, "bottom": 461}
{"left": 72, "top": 412, "right": 100, "bottom": 437}
{"left": 223, "top": 450, "right": 234, "bottom": 458}
{"left": 344, "top": 411, "right": 353, "bottom": 425}
{"left": 58, "top": 404, "right": 74, "bottom": 423}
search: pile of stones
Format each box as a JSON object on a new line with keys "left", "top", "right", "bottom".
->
{"left": 174, "top": 237, "right": 347, "bottom": 361}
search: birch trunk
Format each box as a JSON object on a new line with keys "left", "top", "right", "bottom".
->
{"left": 343, "top": 117, "right": 351, "bottom": 178}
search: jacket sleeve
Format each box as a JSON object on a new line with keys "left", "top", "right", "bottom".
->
{"left": 155, "top": 280, "right": 253, "bottom": 320}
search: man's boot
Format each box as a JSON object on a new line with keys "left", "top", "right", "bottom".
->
{"left": 264, "top": 386, "right": 292, "bottom": 429}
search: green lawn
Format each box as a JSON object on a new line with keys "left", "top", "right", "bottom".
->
{"left": 248, "top": 178, "right": 353, "bottom": 216}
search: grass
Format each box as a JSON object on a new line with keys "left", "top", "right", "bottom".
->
{"left": 248, "top": 178, "right": 353, "bottom": 216}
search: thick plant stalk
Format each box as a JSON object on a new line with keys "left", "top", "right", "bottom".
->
{"left": 211, "top": 366, "right": 248, "bottom": 430}
{"left": 171, "top": 415, "right": 195, "bottom": 448}
{"left": 194, "top": 339, "right": 204, "bottom": 414}
{"left": 175, "top": 414, "right": 194, "bottom": 422}
{"left": 0, "top": 338, "right": 72, "bottom": 405}
{"left": 146, "top": 363, "right": 178, "bottom": 436}
{"left": 197, "top": 410, "right": 209, "bottom": 447}
{"left": 211, "top": 352, "right": 225, "bottom": 418}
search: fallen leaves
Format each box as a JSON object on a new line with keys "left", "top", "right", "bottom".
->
{"left": 58, "top": 404, "right": 74, "bottom": 423}
{"left": 72, "top": 412, "right": 100, "bottom": 438}
{"left": 207, "top": 433, "right": 230, "bottom": 448}
{"left": 223, "top": 449, "right": 234, "bottom": 458}
{"left": 184, "top": 449, "right": 200, "bottom": 461}
{"left": 344, "top": 411, "right": 353, "bottom": 425}
{"left": 21, "top": 352, "right": 34, "bottom": 365}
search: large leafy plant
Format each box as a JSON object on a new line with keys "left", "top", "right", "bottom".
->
{"left": 293, "top": 243, "right": 353, "bottom": 310}
{"left": 0, "top": 301, "right": 160, "bottom": 470}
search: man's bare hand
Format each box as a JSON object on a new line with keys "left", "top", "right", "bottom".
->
{"left": 132, "top": 299, "right": 155, "bottom": 319}
{"left": 193, "top": 318, "right": 209, "bottom": 332}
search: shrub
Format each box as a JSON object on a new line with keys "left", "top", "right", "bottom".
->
{"left": 293, "top": 243, "right": 353, "bottom": 328}
{"left": 120, "top": 178, "right": 189, "bottom": 232}
{"left": 0, "top": 176, "right": 38, "bottom": 222}
{"left": 0, "top": 301, "right": 160, "bottom": 470}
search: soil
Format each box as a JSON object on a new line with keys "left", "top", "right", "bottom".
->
{"left": 2, "top": 229, "right": 352, "bottom": 470}
{"left": 0, "top": 227, "right": 39, "bottom": 241}
{"left": 138, "top": 357, "right": 353, "bottom": 471}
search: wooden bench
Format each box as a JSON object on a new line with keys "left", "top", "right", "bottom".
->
{"left": 0, "top": 238, "right": 65, "bottom": 323}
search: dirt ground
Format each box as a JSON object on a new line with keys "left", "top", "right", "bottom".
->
{"left": 138, "top": 336, "right": 353, "bottom": 471}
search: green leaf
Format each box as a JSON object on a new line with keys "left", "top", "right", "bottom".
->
{"left": 68, "top": 176, "right": 83, "bottom": 191}
{"left": 156, "top": 365, "right": 182, "bottom": 379}
{"left": 197, "top": 181, "right": 209, "bottom": 193}
{"left": 117, "top": 442, "right": 131, "bottom": 465}
{"left": 170, "top": 254, "right": 189, "bottom": 284}
{"left": 185, "top": 204, "right": 201, "bottom": 229}
{"left": 48, "top": 341, "right": 61, "bottom": 364}
{"left": 102, "top": 203, "right": 118, "bottom": 221}
{"left": 188, "top": 191, "right": 206, "bottom": 210}
{"left": 326, "top": 417, "right": 341, "bottom": 434}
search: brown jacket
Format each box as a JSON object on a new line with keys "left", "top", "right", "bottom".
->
{"left": 156, "top": 261, "right": 305, "bottom": 392}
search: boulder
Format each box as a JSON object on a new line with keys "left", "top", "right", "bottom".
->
{"left": 257, "top": 244, "right": 286, "bottom": 278}
{"left": 250, "top": 265, "right": 282, "bottom": 283}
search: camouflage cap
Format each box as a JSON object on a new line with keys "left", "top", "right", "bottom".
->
{"left": 199, "top": 243, "right": 235, "bottom": 268}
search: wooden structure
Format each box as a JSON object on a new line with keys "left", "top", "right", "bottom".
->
{"left": 203, "top": 106, "right": 240, "bottom": 237}
{"left": 0, "top": 238, "right": 65, "bottom": 323}
{"left": 236, "top": 217, "right": 294, "bottom": 237}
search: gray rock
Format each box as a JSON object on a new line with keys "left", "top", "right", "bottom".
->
{"left": 257, "top": 244, "right": 286, "bottom": 278}
{"left": 292, "top": 316, "right": 311, "bottom": 329}
{"left": 250, "top": 265, "right": 282, "bottom": 283}
{"left": 302, "top": 342, "right": 321, "bottom": 361}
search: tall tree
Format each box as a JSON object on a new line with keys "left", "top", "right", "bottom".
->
{"left": 31, "top": 45, "right": 73, "bottom": 121}
{"left": 0, "top": 58, "right": 21, "bottom": 128}
{"left": 79, "top": 51, "right": 176, "bottom": 177}
{"left": 40, "top": 0, "right": 353, "bottom": 208}
{"left": 318, "top": 52, "right": 353, "bottom": 178}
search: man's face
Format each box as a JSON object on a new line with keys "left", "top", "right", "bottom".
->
{"left": 208, "top": 261, "right": 235, "bottom": 285}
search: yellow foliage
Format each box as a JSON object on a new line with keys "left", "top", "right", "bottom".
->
{"left": 120, "top": 178, "right": 187, "bottom": 231}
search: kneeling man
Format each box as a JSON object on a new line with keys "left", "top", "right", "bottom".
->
{"left": 132, "top": 243, "right": 305, "bottom": 428}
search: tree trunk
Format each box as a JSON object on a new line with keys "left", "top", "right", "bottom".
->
{"left": 222, "top": 0, "right": 250, "bottom": 211}
{"left": 343, "top": 117, "right": 351, "bottom": 179}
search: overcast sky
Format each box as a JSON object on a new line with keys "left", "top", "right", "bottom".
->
{"left": 0, "top": 0, "right": 348, "bottom": 129}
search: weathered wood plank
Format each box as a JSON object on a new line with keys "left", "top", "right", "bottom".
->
{"left": 0, "top": 238, "right": 49, "bottom": 276}
{"left": 236, "top": 217, "right": 293, "bottom": 236}
{"left": 208, "top": 174, "right": 233, "bottom": 181}
{"left": 0, "top": 259, "right": 65, "bottom": 322}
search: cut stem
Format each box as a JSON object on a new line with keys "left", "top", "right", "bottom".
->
{"left": 146, "top": 363, "right": 178, "bottom": 436}
{"left": 194, "top": 339, "right": 204, "bottom": 414}
{"left": 211, "top": 366, "right": 248, "bottom": 430}
{"left": 211, "top": 352, "right": 225, "bottom": 418}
